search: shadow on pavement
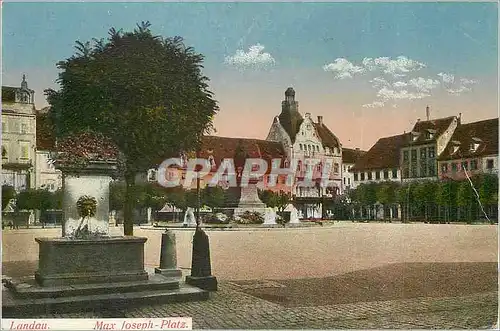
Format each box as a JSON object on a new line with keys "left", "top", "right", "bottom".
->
{"left": 231, "top": 262, "right": 499, "bottom": 307}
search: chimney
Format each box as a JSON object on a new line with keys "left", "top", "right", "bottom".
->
{"left": 426, "top": 106, "right": 430, "bottom": 121}
{"left": 458, "top": 113, "right": 462, "bottom": 124}
{"left": 417, "top": 118, "right": 420, "bottom": 123}
{"left": 317, "top": 116, "right": 323, "bottom": 125}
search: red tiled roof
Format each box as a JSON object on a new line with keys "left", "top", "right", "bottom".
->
{"left": 405, "top": 116, "right": 456, "bottom": 145}
{"left": 342, "top": 147, "right": 366, "bottom": 164}
{"left": 313, "top": 123, "right": 341, "bottom": 148}
{"left": 351, "top": 134, "right": 407, "bottom": 171}
{"left": 36, "top": 113, "right": 56, "bottom": 151}
{"left": 438, "top": 118, "right": 498, "bottom": 161}
{"left": 199, "top": 136, "right": 286, "bottom": 166}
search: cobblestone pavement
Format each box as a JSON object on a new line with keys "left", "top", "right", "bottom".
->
{"left": 30, "top": 282, "right": 498, "bottom": 329}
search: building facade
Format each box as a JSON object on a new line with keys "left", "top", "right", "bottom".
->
{"left": 438, "top": 118, "right": 498, "bottom": 180}
{"left": 341, "top": 148, "right": 365, "bottom": 191}
{"left": 266, "top": 87, "right": 343, "bottom": 218}
{"left": 2, "top": 76, "right": 37, "bottom": 191}
{"left": 350, "top": 134, "right": 405, "bottom": 189}
{"left": 400, "top": 115, "right": 459, "bottom": 182}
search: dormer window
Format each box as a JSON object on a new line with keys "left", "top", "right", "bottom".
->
{"left": 426, "top": 129, "right": 436, "bottom": 140}
{"left": 470, "top": 137, "right": 482, "bottom": 152}
{"left": 411, "top": 132, "right": 420, "bottom": 142}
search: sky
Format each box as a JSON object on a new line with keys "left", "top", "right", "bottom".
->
{"left": 2, "top": 2, "right": 498, "bottom": 151}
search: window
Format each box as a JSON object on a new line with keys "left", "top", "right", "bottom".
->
{"left": 470, "top": 159, "right": 478, "bottom": 170}
{"left": 343, "top": 177, "right": 346, "bottom": 185}
{"left": 428, "top": 164, "right": 436, "bottom": 177}
{"left": 367, "top": 172, "right": 372, "bottom": 180}
{"left": 420, "top": 148, "right": 427, "bottom": 159}
{"left": 441, "top": 163, "right": 448, "bottom": 173}
{"left": 20, "top": 123, "right": 28, "bottom": 134}
{"left": 2, "top": 121, "right": 6, "bottom": 132}
{"left": 461, "top": 161, "right": 468, "bottom": 171}
{"left": 451, "top": 163, "right": 457, "bottom": 173}
{"left": 428, "top": 147, "right": 436, "bottom": 158}
{"left": 333, "top": 163, "right": 339, "bottom": 173}
{"left": 354, "top": 173, "right": 359, "bottom": 181}
{"left": 20, "top": 142, "right": 29, "bottom": 160}
{"left": 2, "top": 146, "right": 7, "bottom": 159}
{"left": 375, "top": 171, "right": 380, "bottom": 180}
{"left": 348, "top": 178, "right": 351, "bottom": 185}
{"left": 403, "top": 151, "right": 409, "bottom": 161}
{"left": 392, "top": 169, "right": 398, "bottom": 178}
{"left": 360, "top": 172, "right": 365, "bottom": 181}
{"left": 299, "top": 144, "right": 303, "bottom": 151}
{"left": 383, "top": 170, "right": 389, "bottom": 179}
{"left": 411, "top": 150, "right": 417, "bottom": 160}
{"left": 487, "top": 159, "right": 494, "bottom": 169}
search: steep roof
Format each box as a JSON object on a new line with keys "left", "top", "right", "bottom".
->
{"left": 36, "top": 113, "right": 56, "bottom": 151}
{"left": 405, "top": 116, "right": 456, "bottom": 146}
{"left": 351, "top": 134, "right": 407, "bottom": 171}
{"left": 342, "top": 147, "right": 366, "bottom": 164}
{"left": 313, "top": 122, "right": 341, "bottom": 149}
{"left": 438, "top": 118, "right": 498, "bottom": 161}
{"left": 199, "top": 136, "right": 286, "bottom": 167}
{"left": 278, "top": 109, "right": 303, "bottom": 143}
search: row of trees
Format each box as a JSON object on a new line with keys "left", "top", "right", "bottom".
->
{"left": 342, "top": 174, "right": 498, "bottom": 223}
{"left": 2, "top": 185, "right": 63, "bottom": 212}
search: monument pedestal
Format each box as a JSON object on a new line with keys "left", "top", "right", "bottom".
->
{"left": 233, "top": 184, "right": 267, "bottom": 217}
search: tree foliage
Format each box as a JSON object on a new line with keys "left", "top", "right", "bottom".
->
{"left": 45, "top": 22, "right": 218, "bottom": 235}
{"left": 2, "top": 185, "right": 16, "bottom": 211}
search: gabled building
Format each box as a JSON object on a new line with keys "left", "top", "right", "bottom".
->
{"left": 350, "top": 134, "right": 406, "bottom": 189}
{"left": 400, "top": 111, "right": 459, "bottom": 182}
{"left": 438, "top": 118, "right": 498, "bottom": 180}
{"left": 341, "top": 147, "right": 365, "bottom": 191}
{"left": 266, "top": 87, "right": 343, "bottom": 219}
{"left": 1, "top": 75, "right": 37, "bottom": 191}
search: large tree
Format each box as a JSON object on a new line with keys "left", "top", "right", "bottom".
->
{"left": 45, "top": 22, "right": 218, "bottom": 235}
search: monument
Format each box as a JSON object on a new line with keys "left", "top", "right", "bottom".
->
{"left": 233, "top": 184, "right": 268, "bottom": 217}
{"left": 183, "top": 207, "right": 196, "bottom": 226}
{"left": 263, "top": 207, "right": 277, "bottom": 225}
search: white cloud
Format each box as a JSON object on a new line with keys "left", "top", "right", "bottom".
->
{"left": 224, "top": 44, "right": 275, "bottom": 69}
{"left": 370, "top": 77, "right": 389, "bottom": 88}
{"left": 323, "top": 58, "right": 365, "bottom": 79}
{"left": 437, "top": 72, "right": 455, "bottom": 84}
{"left": 362, "top": 56, "right": 425, "bottom": 77}
{"left": 447, "top": 86, "right": 472, "bottom": 95}
{"left": 408, "top": 77, "right": 441, "bottom": 92}
{"left": 460, "top": 78, "right": 479, "bottom": 85}
{"left": 393, "top": 81, "right": 408, "bottom": 88}
{"left": 362, "top": 101, "right": 385, "bottom": 108}
{"left": 377, "top": 87, "right": 429, "bottom": 101}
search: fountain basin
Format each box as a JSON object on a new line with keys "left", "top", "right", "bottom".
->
{"left": 35, "top": 236, "right": 148, "bottom": 286}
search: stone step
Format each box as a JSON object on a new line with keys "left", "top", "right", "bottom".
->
{"left": 2, "top": 284, "right": 209, "bottom": 317}
{"left": 4, "top": 274, "right": 181, "bottom": 299}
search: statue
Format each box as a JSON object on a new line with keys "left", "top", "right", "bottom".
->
{"left": 183, "top": 207, "right": 196, "bottom": 226}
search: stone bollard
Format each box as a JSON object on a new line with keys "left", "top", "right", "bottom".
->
{"left": 185, "top": 228, "right": 218, "bottom": 291}
{"left": 154, "top": 230, "right": 182, "bottom": 278}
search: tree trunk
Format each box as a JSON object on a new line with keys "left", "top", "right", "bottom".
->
{"left": 124, "top": 172, "right": 135, "bottom": 236}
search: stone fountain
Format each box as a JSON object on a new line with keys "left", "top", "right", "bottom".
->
{"left": 2, "top": 133, "right": 208, "bottom": 317}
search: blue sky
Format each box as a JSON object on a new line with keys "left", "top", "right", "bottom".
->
{"left": 2, "top": 2, "right": 498, "bottom": 150}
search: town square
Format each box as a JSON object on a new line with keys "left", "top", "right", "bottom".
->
{"left": 1, "top": 2, "right": 499, "bottom": 330}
